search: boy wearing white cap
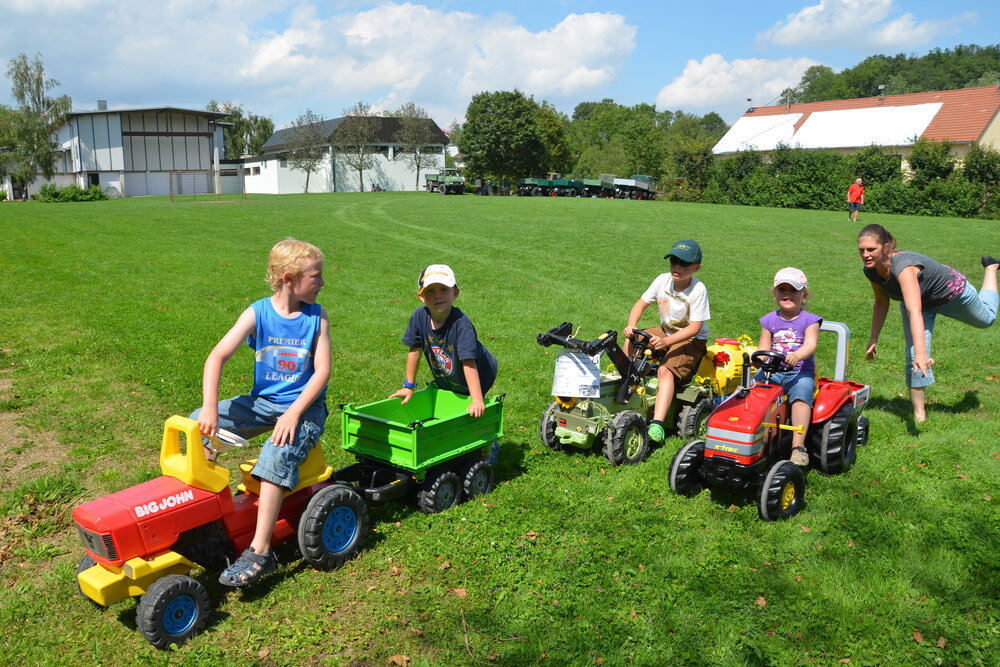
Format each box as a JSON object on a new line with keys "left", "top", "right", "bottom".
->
{"left": 390, "top": 264, "right": 497, "bottom": 417}
{"left": 756, "top": 267, "right": 822, "bottom": 467}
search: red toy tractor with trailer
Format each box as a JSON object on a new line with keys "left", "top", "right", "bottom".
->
{"left": 668, "top": 321, "right": 870, "bottom": 520}
{"left": 73, "top": 388, "right": 503, "bottom": 649}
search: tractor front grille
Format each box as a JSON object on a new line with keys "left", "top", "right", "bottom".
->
{"left": 76, "top": 525, "right": 117, "bottom": 560}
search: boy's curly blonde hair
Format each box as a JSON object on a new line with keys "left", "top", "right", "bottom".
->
{"left": 267, "top": 239, "right": 324, "bottom": 291}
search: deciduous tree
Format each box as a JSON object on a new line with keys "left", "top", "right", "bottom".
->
{"left": 335, "top": 101, "right": 382, "bottom": 192}
{"left": 1, "top": 52, "right": 71, "bottom": 193}
{"left": 458, "top": 90, "right": 543, "bottom": 186}
{"left": 286, "top": 108, "right": 328, "bottom": 193}
{"left": 206, "top": 100, "right": 274, "bottom": 157}
{"left": 392, "top": 102, "right": 438, "bottom": 191}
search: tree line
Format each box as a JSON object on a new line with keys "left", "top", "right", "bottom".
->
{"left": 451, "top": 90, "right": 728, "bottom": 191}
{"left": 784, "top": 43, "right": 1000, "bottom": 104}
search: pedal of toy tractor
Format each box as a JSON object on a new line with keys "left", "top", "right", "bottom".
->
{"left": 333, "top": 463, "right": 413, "bottom": 503}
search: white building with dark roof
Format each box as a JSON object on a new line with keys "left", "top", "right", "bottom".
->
{"left": 242, "top": 116, "right": 449, "bottom": 193}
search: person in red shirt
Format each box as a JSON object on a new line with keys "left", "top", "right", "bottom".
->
{"left": 847, "top": 177, "right": 864, "bottom": 222}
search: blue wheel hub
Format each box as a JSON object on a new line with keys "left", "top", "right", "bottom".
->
{"left": 322, "top": 506, "right": 358, "bottom": 553}
{"left": 162, "top": 594, "right": 198, "bottom": 635}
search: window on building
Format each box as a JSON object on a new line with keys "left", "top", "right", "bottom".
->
{"left": 253, "top": 166, "right": 260, "bottom": 175}
{"left": 279, "top": 159, "right": 287, "bottom": 168}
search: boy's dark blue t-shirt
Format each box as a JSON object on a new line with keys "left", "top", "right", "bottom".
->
{"left": 401, "top": 306, "right": 497, "bottom": 395}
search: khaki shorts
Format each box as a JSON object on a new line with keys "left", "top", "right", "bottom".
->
{"left": 642, "top": 326, "right": 707, "bottom": 382}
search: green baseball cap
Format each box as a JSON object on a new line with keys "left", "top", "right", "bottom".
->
{"left": 664, "top": 239, "right": 702, "bottom": 264}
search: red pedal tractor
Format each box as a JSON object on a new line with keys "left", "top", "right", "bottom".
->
{"left": 668, "top": 321, "right": 870, "bottom": 520}
{"left": 73, "top": 416, "right": 366, "bottom": 649}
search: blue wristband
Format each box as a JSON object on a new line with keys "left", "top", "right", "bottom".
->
{"left": 403, "top": 379, "right": 416, "bottom": 389}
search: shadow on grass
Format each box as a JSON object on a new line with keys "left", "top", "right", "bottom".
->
{"left": 867, "top": 390, "right": 979, "bottom": 436}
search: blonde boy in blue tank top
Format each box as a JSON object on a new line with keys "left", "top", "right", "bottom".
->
{"left": 190, "top": 239, "right": 331, "bottom": 588}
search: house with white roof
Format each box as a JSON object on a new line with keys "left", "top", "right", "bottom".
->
{"left": 713, "top": 85, "right": 1000, "bottom": 166}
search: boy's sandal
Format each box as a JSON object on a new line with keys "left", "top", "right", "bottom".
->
{"left": 219, "top": 548, "right": 279, "bottom": 588}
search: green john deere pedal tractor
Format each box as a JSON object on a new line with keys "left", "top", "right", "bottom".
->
{"left": 536, "top": 322, "right": 743, "bottom": 465}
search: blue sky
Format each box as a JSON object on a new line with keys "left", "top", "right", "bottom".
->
{"left": 0, "top": 1, "right": 994, "bottom": 130}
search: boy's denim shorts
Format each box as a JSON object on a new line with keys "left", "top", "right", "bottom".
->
{"left": 754, "top": 370, "right": 816, "bottom": 407}
{"left": 190, "top": 395, "right": 328, "bottom": 491}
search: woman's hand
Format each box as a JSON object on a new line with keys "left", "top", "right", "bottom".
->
{"left": 913, "top": 352, "right": 933, "bottom": 378}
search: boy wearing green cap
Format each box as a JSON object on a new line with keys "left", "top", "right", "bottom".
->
{"left": 623, "top": 239, "right": 711, "bottom": 444}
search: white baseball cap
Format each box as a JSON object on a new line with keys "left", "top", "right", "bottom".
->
{"left": 773, "top": 266, "right": 808, "bottom": 290}
{"left": 418, "top": 264, "right": 457, "bottom": 293}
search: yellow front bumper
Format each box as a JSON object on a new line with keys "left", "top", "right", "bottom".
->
{"left": 77, "top": 550, "right": 196, "bottom": 606}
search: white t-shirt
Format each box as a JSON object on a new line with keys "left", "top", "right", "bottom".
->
{"left": 641, "top": 273, "right": 710, "bottom": 340}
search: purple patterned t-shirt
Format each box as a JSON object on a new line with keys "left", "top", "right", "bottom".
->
{"left": 759, "top": 310, "right": 823, "bottom": 375}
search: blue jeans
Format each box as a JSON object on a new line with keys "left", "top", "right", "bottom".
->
{"left": 190, "top": 395, "right": 328, "bottom": 490}
{"left": 754, "top": 370, "right": 815, "bottom": 406}
{"left": 901, "top": 281, "right": 999, "bottom": 388}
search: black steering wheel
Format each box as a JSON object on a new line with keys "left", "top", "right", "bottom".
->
{"left": 751, "top": 350, "right": 788, "bottom": 375}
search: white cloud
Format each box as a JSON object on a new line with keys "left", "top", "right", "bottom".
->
{"left": 0, "top": 2, "right": 636, "bottom": 127}
{"left": 757, "top": 0, "right": 975, "bottom": 50}
{"left": 656, "top": 53, "right": 819, "bottom": 119}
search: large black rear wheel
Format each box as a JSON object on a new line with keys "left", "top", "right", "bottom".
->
{"left": 810, "top": 402, "right": 858, "bottom": 474}
{"left": 676, "top": 396, "right": 714, "bottom": 440}
{"left": 297, "top": 485, "right": 368, "bottom": 569}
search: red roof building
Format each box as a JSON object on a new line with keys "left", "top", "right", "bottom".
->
{"left": 713, "top": 85, "right": 1000, "bottom": 160}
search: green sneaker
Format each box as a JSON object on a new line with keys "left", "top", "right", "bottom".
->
{"left": 647, "top": 422, "right": 665, "bottom": 444}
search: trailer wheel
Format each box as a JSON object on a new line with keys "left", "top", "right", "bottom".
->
{"left": 603, "top": 411, "right": 649, "bottom": 466}
{"left": 531, "top": 186, "right": 541, "bottom": 196}
{"left": 438, "top": 184, "right": 447, "bottom": 194}
{"left": 462, "top": 460, "right": 494, "bottom": 500}
{"left": 137, "top": 575, "right": 210, "bottom": 650}
{"left": 567, "top": 188, "right": 577, "bottom": 197}
{"left": 810, "top": 401, "right": 858, "bottom": 474}
{"left": 298, "top": 485, "right": 368, "bottom": 569}
{"left": 757, "top": 461, "right": 805, "bottom": 521}
{"left": 418, "top": 470, "right": 461, "bottom": 513}
{"left": 676, "top": 396, "right": 714, "bottom": 440}
{"left": 539, "top": 401, "right": 562, "bottom": 451}
{"left": 669, "top": 439, "right": 705, "bottom": 497}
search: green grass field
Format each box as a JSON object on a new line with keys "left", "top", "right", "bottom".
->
{"left": 1, "top": 193, "right": 998, "bottom": 664}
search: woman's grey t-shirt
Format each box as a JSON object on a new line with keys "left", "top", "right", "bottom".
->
{"left": 401, "top": 306, "right": 497, "bottom": 395}
{"left": 863, "top": 251, "right": 967, "bottom": 309}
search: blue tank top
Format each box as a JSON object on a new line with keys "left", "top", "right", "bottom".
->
{"left": 247, "top": 297, "right": 326, "bottom": 405}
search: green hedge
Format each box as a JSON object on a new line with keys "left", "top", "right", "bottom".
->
{"left": 695, "top": 143, "right": 1000, "bottom": 220}
{"left": 30, "top": 183, "right": 109, "bottom": 202}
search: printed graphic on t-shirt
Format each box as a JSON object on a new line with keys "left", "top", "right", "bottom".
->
{"left": 256, "top": 345, "right": 311, "bottom": 382}
{"left": 430, "top": 345, "right": 454, "bottom": 375}
{"left": 945, "top": 267, "right": 966, "bottom": 299}
{"left": 772, "top": 328, "right": 800, "bottom": 355}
